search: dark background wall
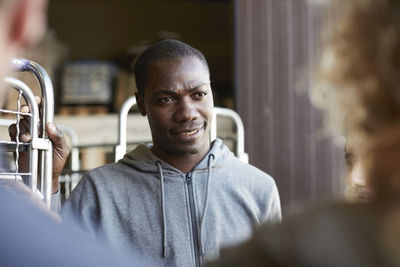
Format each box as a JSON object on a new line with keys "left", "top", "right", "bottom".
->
{"left": 235, "top": 0, "right": 344, "bottom": 210}
{"left": 48, "top": 0, "right": 234, "bottom": 107}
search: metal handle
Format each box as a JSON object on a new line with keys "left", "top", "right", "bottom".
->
{"left": 2, "top": 58, "right": 55, "bottom": 207}
{"left": 2, "top": 77, "right": 40, "bottom": 192}
{"left": 115, "top": 96, "right": 137, "bottom": 162}
{"left": 211, "top": 107, "right": 249, "bottom": 163}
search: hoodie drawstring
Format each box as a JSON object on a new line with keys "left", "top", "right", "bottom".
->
{"left": 199, "top": 153, "right": 215, "bottom": 256}
{"left": 156, "top": 160, "right": 167, "bottom": 258}
{"left": 155, "top": 154, "right": 215, "bottom": 258}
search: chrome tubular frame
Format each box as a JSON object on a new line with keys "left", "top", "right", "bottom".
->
{"left": 211, "top": 107, "right": 249, "bottom": 163}
{"left": 12, "top": 58, "right": 54, "bottom": 205}
{"left": 0, "top": 78, "right": 40, "bottom": 191}
{"left": 115, "top": 96, "right": 136, "bottom": 162}
{"left": 0, "top": 59, "right": 54, "bottom": 207}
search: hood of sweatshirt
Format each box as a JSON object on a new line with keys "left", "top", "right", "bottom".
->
{"left": 120, "top": 138, "right": 233, "bottom": 175}
{"left": 62, "top": 138, "right": 280, "bottom": 264}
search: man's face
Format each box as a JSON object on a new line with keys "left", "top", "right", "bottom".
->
{"left": 345, "top": 134, "right": 373, "bottom": 202}
{"left": 0, "top": 0, "right": 48, "bottom": 107}
{"left": 137, "top": 56, "right": 213, "bottom": 160}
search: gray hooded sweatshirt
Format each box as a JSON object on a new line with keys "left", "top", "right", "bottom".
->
{"left": 61, "top": 138, "right": 281, "bottom": 267}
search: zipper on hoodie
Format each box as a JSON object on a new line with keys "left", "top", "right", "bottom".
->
{"left": 186, "top": 172, "right": 202, "bottom": 267}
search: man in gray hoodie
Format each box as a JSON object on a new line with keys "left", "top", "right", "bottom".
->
{"left": 62, "top": 39, "right": 282, "bottom": 267}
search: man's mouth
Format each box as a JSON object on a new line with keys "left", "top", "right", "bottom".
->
{"left": 175, "top": 129, "right": 200, "bottom": 136}
{"left": 171, "top": 124, "right": 205, "bottom": 137}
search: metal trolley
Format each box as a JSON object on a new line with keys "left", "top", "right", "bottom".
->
{"left": 0, "top": 58, "right": 54, "bottom": 207}
{"left": 114, "top": 96, "right": 249, "bottom": 163}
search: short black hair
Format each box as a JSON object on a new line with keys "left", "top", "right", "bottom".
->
{"left": 133, "top": 39, "right": 209, "bottom": 95}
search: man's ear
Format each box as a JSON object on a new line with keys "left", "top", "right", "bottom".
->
{"left": 8, "top": 0, "right": 47, "bottom": 48}
{"left": 135, "top": 92, "right": 146, "bottom": 116}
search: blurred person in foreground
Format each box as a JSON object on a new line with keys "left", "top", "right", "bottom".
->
{"left": 206, "top": 0, "right": 400, "bottom": 266}
{"left": 342, "top": 112, "right": 374, "bottom": 202}
{"left": 0, "top": 0, "right": 151, "bottom": 266}
{"left": 344, "top": 127, "right": 374, "bottom": 202}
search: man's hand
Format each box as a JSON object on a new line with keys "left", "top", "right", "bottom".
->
{"left": 8, "top": 97, "right": 70, "bottom": 194}
{"left": 45, "top": 122, "right": 70, "bottom": 193}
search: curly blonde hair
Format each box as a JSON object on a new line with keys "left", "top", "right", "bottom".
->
{"left": 311, "top": 0, "right": 400, "bottom": 139}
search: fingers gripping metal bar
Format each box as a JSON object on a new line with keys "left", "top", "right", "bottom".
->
{"left": 58, "top": 124, "right": 80, "bottom": 197}
{"left": 12, "top": 58, "right": 54, "bottom": 207}
{"left": 12, "top": 58, "right": 55, "bottom": 128}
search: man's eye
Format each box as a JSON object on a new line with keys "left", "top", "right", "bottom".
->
{"left": 345, "top": 153, "right": 354, "bottom": 167}
{"left": 345, "top": 158, "right": 353, "bottom": 167}
{"left": 193, "top": 91, "right": 207, "bottom": 99}
{"left": 159, "top": 97, "right": 174, "bottom": 103}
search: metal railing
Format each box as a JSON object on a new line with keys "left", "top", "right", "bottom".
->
{"left": 211, "top": 107, "right": 248, "bottom": 163}
{"left": 0, "top": 58, "right": 54, "bottom": 207}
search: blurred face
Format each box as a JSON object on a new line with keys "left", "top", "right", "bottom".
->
{"left": 0, "top": 0, "right": 48, "bottom": 107}
{"left": 0, "top": 7, "right": 11, "bottom": 106}
{"left": 137, "top": 56, "right": 213, "bottom": 160}
{"left": 362, "top": 125, "right": 400, "bottom": 200}
{"left": 345, "top": 134, "right": 374, "bottom": 202}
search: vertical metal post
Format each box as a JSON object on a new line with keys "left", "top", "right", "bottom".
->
{"left": 115, "top": 96, "right": 136, "bottom": 162}
{"left": 12, "top": 58, "right": 54, "bottom": 207}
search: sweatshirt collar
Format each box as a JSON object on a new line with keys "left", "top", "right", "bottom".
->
{"left": 121, "top": 138, "right": 231, "bottom": 174}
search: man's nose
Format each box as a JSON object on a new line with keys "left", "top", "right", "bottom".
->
{"left": 350, "top": 161, "right": 367, "bottom": 187}
{"left": 173, "top": 99, "right": 199, "bottom": 122}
